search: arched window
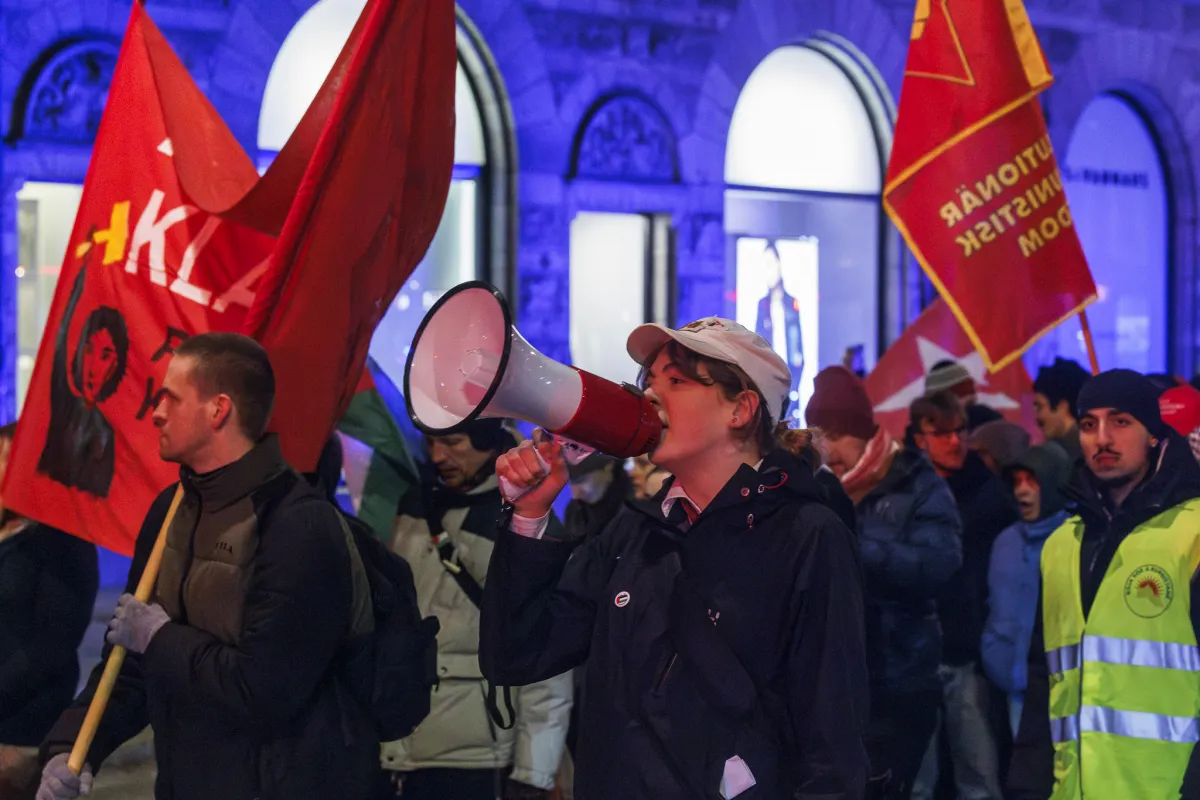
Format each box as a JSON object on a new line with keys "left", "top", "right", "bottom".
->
{"left": 1026, "top": 94, "right": 1170, "bottom": 375}
{"left": 724, "top": 38, "right": 894, "bottom": 421}
{"left": 259, "top": 0, "right": 512, "bottom": 392}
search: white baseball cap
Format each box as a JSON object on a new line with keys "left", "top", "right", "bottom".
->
{"left": 626, "top": 317, "right": 793, "bottom": 424}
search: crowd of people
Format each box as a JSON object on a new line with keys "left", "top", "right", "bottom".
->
{"left": 2, "top": 321, "right": 1200, "bottom": 799}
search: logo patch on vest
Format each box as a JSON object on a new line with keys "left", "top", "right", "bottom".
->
{"left": 1124, "top": 564, "right": 1174, "bottom": 618}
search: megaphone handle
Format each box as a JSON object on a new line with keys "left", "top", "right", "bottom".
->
{"left": 498, "top": 449, "right": 552, "bottom": 503}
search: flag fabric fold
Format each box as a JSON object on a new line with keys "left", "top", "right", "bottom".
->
{"left": 884, "top": 0, "right": 1096, "bottom": 371}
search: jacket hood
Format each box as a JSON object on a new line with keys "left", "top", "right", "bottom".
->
{"left": 1065, "top": 431, "right": 1200, "bottom": 527}
{"left": 1006, "top": 444, "right": 1071, "bottom": 519}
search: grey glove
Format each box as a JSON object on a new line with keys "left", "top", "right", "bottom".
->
{"left": 37, "top": 753, "right": 92, "bottom": 800}
{"left": 106, "top": 593, "right": 170, "bottom": 654}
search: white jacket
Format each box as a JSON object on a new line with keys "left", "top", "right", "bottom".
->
{"left": 381, "top": 476, "right": 573, "bottom": 789}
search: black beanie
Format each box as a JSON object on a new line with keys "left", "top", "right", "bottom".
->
{"left": 1033, "top": 358, "right": 1091, "bottom": 415}
{"left": 1076, "top": 369, "right": 1166, "bottom": 438}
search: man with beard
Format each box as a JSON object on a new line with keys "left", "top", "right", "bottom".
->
{"left": 383, "top": 419, "right": 573, "bottom": 799}
{"left": 1008, "top": 370, "right": 1200, "bottom": 800}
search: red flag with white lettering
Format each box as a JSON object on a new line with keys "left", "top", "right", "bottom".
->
{"left": 865, "top": 300, "right": 1039, "bottom": 441}
{"left": 2, "top": 4, "right": 275, "bottom": 554}
{"left": 3, "top": 0, "right": 455, "bottom": 554}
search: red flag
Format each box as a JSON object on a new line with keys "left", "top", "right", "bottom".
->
{"left": 241, "top": 0, "right": 456, "bottom": 471}
{"left": 865, "top": 300, "right": 1038, "bottom": 441}
{"left": 884, "top": 0, "right": 1096, "bottom": 371}
{"left": 2, "top": 4, "right": 276, "bottom": 555}
{"left": 3, "top": 0, "right": 455, "bottom": 554}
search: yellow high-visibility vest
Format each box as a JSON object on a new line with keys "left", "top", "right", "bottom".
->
{"left": 1041, "top": 500, "right": 1200, "bottom": 799}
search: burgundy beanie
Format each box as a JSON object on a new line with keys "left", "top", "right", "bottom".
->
{"left": 806, "top": 366, "right": 877, "bottom": 440}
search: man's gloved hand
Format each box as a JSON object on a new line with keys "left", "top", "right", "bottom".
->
{"left": 503, "top": 780, "right": 551, "bottom": 800}
{"left": 106, "top": 594, "right": 170, "bottom": 654}
{"left": 36, "top": 754, "right": 92, "bottom": 800}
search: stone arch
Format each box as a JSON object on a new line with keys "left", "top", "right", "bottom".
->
{"left": 1042, "top": 27, "right": 1200, "bottom": 375}
{"left": 696, "top": 0, "right": 909, "bottom": 348}
{"left": 558, "top": 62, "right": 692, "bottom": 180}
{"left": 0, "top": 0, "right": 132, "bottom": 143}
{"left": 568, "top": 92, "right": 679, "bottom": 182}
{"left": 689, "top": 0, "right": 909, "bottom": 187}
{"left": 11, "top": 38, "right": 119, "bottom": 143}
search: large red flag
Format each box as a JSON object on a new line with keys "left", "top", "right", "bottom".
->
{"left": 241, "top": 0, "right": 455, "bottom": 471}
{"left": 2, "top": 4, "right": 276, "bottom": 554}
{"left": 3, "top": 0, "right": 455, "bottom": 554}
{"left": 884, "top": 0, "right": 1097, "bottom": 371}
{"left": 865, "top": 299, "right": 1038, "bottom": 441}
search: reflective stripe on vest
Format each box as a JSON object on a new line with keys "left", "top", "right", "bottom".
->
{"left": 1048, "top": 637, "right": 1200, "bottom": 674}
{"left": 1050, "top": 706, "right": 1199, "bottom": 745}
{"left": 1040, "top": 499, "right": 1200, "bottom": 800}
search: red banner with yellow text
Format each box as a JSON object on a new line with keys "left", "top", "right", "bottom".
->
{"left": 884, "top": 0, "right": 1097, "bottom": 372}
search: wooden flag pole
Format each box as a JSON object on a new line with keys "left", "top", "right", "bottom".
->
{"left": 1079, "top": 309, "right": 1101, "bottom": 376}
{"left": 68, "top": 485, "right": 184, "bottom": 775}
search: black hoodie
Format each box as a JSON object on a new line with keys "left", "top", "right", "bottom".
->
{"left": 481, "top": 447, "right": 869, "bottom": 800}
{"left": 1008, "top": 434, "right": 1200, "bottom": 800}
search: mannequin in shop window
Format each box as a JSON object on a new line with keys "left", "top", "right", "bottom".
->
{"left": 754, "top": 241, "right": 803, "bottom": 398}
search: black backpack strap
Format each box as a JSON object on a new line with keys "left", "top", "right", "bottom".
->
{"left": 484, "top": 683, "right": 517, "bottom": 732}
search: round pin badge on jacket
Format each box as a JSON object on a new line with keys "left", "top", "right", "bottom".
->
{"left": 614, "top": 591, "right": 631, "bottom": 608}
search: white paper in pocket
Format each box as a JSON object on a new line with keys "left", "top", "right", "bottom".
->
{"left": 719, "top": 755, "right": 757, "bottom": 799}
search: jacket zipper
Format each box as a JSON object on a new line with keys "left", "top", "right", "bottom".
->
{"left": 654, "top": 653, "right": 678, "bottom": 692}
{"left": 178, "top": 498, "right": 198, "bottom": 623}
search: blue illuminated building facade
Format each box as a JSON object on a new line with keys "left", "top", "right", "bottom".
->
{"left": 2, "top": 0, "right": 1200, "bottom": 432}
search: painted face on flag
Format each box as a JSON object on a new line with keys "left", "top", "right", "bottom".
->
{"left": 82, "top": 329, "right": 118, "bottom": 403}
{"left": 72, "top": 306, "right": 129, "bottom": 406}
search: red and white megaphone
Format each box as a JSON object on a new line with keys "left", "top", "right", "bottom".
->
{"left": 403, "top": 281, "right": 662, "bottom": 459}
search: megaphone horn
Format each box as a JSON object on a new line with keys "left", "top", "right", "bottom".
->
{"left": 403, "top": 281, "right": 662, "bottom": 459}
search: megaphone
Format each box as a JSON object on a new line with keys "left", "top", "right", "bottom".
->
{"left": 403, "top": 281, "right": 662, "bottom": 459}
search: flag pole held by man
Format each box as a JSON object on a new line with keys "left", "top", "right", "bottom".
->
{"left": 7, "top": 0, "right": 456, "bottom": 795}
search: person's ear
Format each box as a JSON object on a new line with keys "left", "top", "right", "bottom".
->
{"left": 210, "top": 395, "right": 234, "bottom": 430}
{"left": 731, "top": 391, "right": 760, "bottom": 428}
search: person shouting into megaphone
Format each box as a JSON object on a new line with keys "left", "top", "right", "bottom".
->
{"left": 480, "top": 318, "right": 870, "bottom": 800}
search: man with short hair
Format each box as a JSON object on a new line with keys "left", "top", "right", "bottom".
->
{"left": 1009, "top": 370, "right": 1200, "bottom": 800}
{"left": 1032, "top": 357, "right": 1091, "bottom": 464}
{"left": 36, "top": 332, "right": 377, "bottom": 800}
{"left": 384, "top": 418, "right": 573, "bottom": 800}
{"left": 807, "top": 366, "right": 961, "bottom": 799}
{"left": 911, "top": 391, "right": 1015, "bottom": 800}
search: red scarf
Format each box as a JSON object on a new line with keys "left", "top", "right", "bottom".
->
{"left": 841, "top": 426, "right": 900, "bottom": 504}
